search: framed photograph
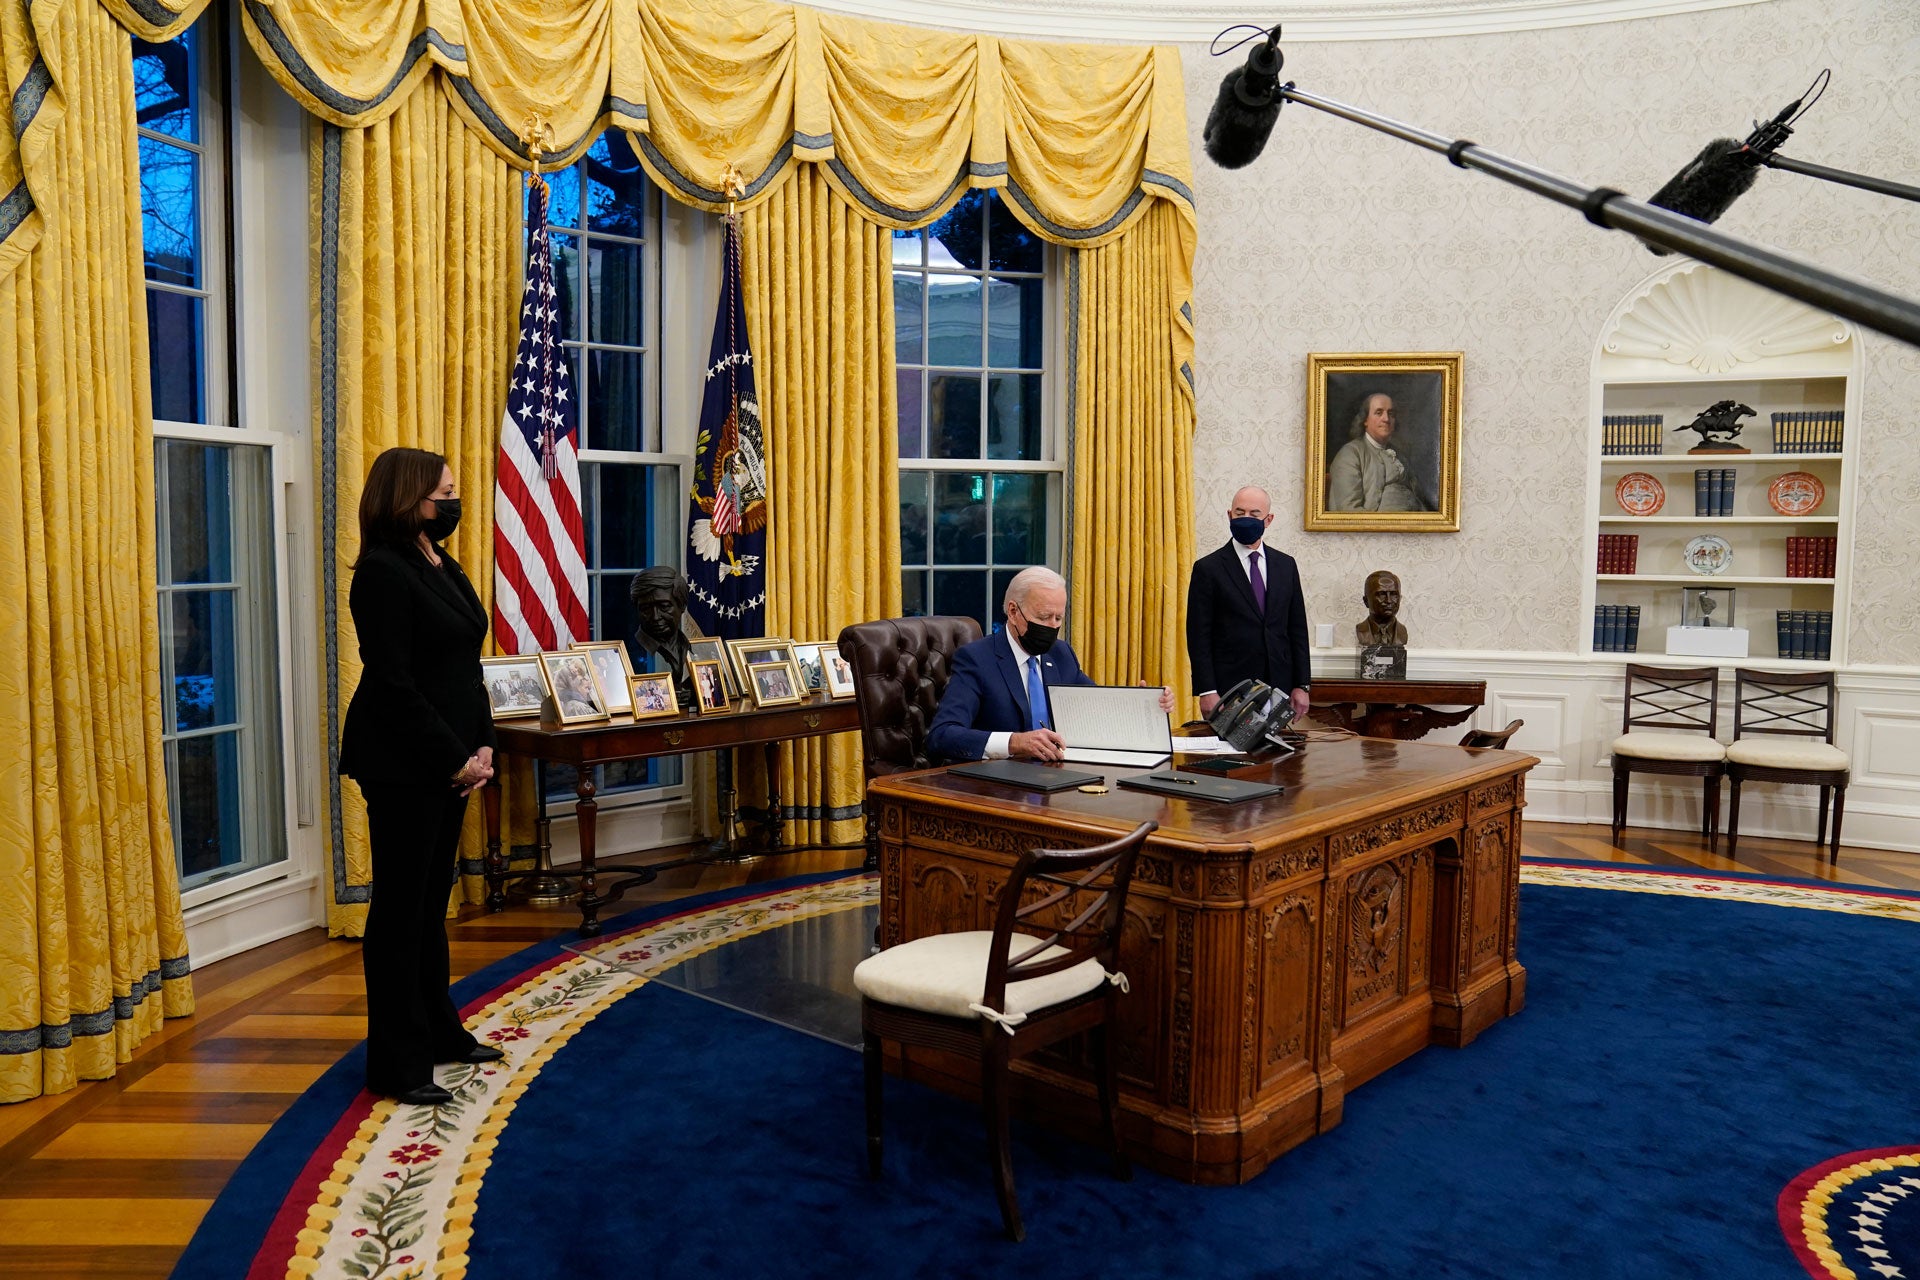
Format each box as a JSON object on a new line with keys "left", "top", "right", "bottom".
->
{"left": 819, "top": 642, "right": 856, "bottom": 700}
{"left": 570, "top": 641, "right": 636, "bottom": 715}
{"left": 792, "top": 643, "right": 825, "bottom": 694}
{"left": 1304, "top": 352, "right": 1462, "bottom": 533}
{"left": 727, "top": 638, "right": 794, "bottom": 691}
{"left": 480, "top": 655, "right": 549, "bottom": 719}
{"left": 538, "top": 651, "right": 611, "bottom": 725}
{"left": 690, "top": 658, "right": 730, "bottom": 712}
{"left": 627, "top": 672, "right": 680, "bottom": 720}
{"left": 747, "top": 659, "right": 804, "bottom": 708}
{"left": 688, "top": 637, "right": 737, "bottom": 697}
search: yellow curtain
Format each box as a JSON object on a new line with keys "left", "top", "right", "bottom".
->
{"left": 0, "top": 0, "right": 192, "bottom": 1103}
{"left": 311, "top": 80, "right": 521, "bottom": 934}
{"left": 740, "top": 166, "right": 900, "bottom": 845}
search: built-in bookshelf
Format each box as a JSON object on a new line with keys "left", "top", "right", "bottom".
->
{"left": 1587, "top": 263, "right": 1856, "bottom": 663}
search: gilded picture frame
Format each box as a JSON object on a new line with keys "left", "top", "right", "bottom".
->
{"left": 538, "top": 651, "right": 612, "bottom": 725}
{"left": 627, "top": 672, "right": 680, "bottom": 720}
{"left": 726, "top": 638, "right": 794, "bottom": 692}
{"left": 818, "top": 643, "right": 856, "bottom": 700}
{"left": 747, "top": 659, "right": 805, "bottom": 708}
{"left": 570, "top": 640, "right": 636, "bottom": 715}
{"left": 690, "top": 658, "right": 730, "bottom": 712}
{"left": 1304, "top": 352, "right": 1462, "bottom": 533}
{"left": 480, "top": 655, "right": 549, "bottom": 720}
{"left": 688, "top": 637, "right": 737, "bottom": 697}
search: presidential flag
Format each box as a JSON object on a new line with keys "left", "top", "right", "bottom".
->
{"left": 685, "top": 220, "right": 766, "bottom": 639}
{"left": 493, "top": 177, "right": 588, "bottom": 654}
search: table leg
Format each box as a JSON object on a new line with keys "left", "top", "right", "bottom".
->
{"left": 763, "top": 741, "right": 784, "bottom": 849}
{"left": 575, "top": 771, "right": 601, "bottom": 936}
{"left": 482, "top": 768, "right": 505, "bottom": 913}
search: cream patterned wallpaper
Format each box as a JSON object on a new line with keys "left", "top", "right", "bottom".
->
{"left": 1181, "top": 0, "right": 1920, "bottom": 660}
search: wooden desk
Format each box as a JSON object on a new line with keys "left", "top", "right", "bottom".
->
{"left": 1310, "top": 677, "right": 1487, "bottom": 741}
{"left": 868, "top": 737, "right": 1534, "bottom": 1185}
{"left": 484, "top": 696, "right": 860, "bottom": 934}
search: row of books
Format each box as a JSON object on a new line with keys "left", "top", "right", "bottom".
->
{"left": 1597, "top": 534, "right": 1639, "bottom": 574}
{"left": 1785, "top": 536, "right": 1838, "bottom": 578}
{"left": 1694, "top": 468, "right": 1736, "bottom": 516}
{"left": 1772, "top": 411, "right": 1844, "bottom": 454}
{"left": 1777, "top": 610, "right": 1833, "bottom": 660}
{"left": 1601, "top": 414, "right": 1665, "bottom": 456}
{"left": 1593, "top": 605, "right": 1642, "bottom": 653}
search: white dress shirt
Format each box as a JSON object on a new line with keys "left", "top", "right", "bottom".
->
{"left": 985, "top": 627, "right": 1047, "bottom": 760}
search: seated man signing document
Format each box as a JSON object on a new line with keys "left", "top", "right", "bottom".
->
{"left": 928, "top": 566, "right": 1174, "bottom": 764}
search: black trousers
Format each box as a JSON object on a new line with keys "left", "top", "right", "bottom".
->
{"left": 359, "top": 782, "right": 480, "bottom": 1091}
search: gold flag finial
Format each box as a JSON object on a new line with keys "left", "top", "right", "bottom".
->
{"left": 720, "top": 164, "right": 746, "bottom": 220}
{"left": 521, "top": 114, "right": 556, "bottom": 180}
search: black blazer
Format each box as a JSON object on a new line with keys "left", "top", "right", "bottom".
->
{"left": 1185, "top": 541, "right": 1311, "bottom": 698}
{"left": 339, "top": 542, "right": 495, "bottom": 786}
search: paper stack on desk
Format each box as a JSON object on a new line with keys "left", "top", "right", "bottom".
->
{"left": 1047, "top": 685, "right": 1172, "bottom": 768}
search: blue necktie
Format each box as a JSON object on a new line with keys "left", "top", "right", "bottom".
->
{"left": 1026, "top": 657, "right": 1049, "bottom": 731}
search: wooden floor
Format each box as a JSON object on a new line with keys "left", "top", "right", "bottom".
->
{"left": 0, "top": 823, "right": 1912, "bottom": 1279}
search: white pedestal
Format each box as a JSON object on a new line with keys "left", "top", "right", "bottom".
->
{"left": 1666, "top": 625, "right": 1749, "bottom": 658}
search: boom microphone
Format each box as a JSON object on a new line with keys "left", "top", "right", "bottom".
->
{"left": 1644, "top": 73, "right": 1823, "bottom": 254}
{"left": 1204, "top": 25, "right": 1285, "bottom": 170}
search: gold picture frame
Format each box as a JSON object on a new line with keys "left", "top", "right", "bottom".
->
{"left": 538, "top": 650, "right": 612, "bottom": 725}
{"left": 1304, "top": 352, "right": 1462, "bottom": 533}
{"left": 480, "top": 655, "right": 550, "bottom": 720}
{"left": 747, "top": 659, "right": 804, "bottom": 708}
{"left": 818, "top": 642, "right": 856, "bottom": 700}
{"left": 726, "top": 638, "right": 794, "bottom": 691}
{"left": 792, "top": 642, "right": 825, "bottom": 694}
{"left": 570, "top": 640, "right": 636, "bottom": 715}
{"left": 690, "top": 658, "right": 730, "bottom": 712}
{"left": 688, "top": 637, "right": 737, "bottom": 697}
{"left": 627, "top": 671, "right": 680, "bottom": 720}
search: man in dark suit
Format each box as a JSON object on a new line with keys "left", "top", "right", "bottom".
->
{"left": 928, "top": 566, "right": 1172, "bottom": 763}
{"left": 1187, "top": 485, "right": 1312, "bottom": 721}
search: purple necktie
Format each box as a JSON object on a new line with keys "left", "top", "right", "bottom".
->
{"left": 1249, "top": 550, "right": 1266, "bottom": 615}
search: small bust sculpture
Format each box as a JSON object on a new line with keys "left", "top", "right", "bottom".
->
{"left": 629, "top": 567, "right": 697, "bottom": 702}
{"left": 1355, "top": 570, "right": 1409, "bottom": 647}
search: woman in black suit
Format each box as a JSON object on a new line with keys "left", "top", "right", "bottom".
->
{"left": 338, "top": 447, "right": 504, "bottom": 1105}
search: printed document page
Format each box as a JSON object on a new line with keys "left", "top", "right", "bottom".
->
{"left": 1047, "top": 685, "right": 1171, "bottom": 767}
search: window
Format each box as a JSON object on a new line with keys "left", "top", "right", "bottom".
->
{"left": 535, "top": 134, "right": 675, "bottom": 801}
{"left": 894, "top": 190, "right": 1057, "bottom": 630}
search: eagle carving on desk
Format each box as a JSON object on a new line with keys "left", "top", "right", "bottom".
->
{"left": 1350, "top": 867, "right": 1403, "bottom": 975}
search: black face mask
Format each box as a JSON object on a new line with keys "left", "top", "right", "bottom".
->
{"left": 1230, "top": 515, "right": 1267, "bottom": 546}
{"left": 422, "top": 497, "right": 462, "bottom": 541}
{"left": 1017, "top": 613, "right": 1059, "bottom": 656}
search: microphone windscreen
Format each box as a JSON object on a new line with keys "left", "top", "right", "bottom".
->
{"left": 1645, "top": 137, "right": 1761, "bottom": 255}
{"left": 1204, "top": 69, "right": 1281, "bottom": 170}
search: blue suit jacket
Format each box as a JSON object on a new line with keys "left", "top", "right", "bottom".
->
{"left": 927, "top": 630, "right": 1095, "bottom": 763}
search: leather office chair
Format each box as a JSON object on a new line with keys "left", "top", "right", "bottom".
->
{"left": 836, "top": 616, "right": 982, "bottom": 867}
{"left": 855, "top": 820, "right": 1156, "bottom": 1242}
{"left": 1610, "top": 664, "right": 1726, "bottom": 845}
{"left": 1459, "top": 719, "right": 1525, "bottom": 750}
{"left": 1726, "top": 669, "right": 1849, "bottom": 863}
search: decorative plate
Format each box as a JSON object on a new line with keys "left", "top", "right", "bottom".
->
{"left": 1683, "top": 534, "right": 1734, "bottom": 576}
{"left": 1768, "top": 471, "right": 1826, "bottom": 516}
{"left": 1615, "top": 472, "right": 1665, "bottom": 516}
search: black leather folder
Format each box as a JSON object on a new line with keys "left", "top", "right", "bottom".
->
{"left": 948, "top": 760, "right": 1103, "bottom": 793}
{"left": 1116, "top": 771, "right": 1282, "bottom": 804}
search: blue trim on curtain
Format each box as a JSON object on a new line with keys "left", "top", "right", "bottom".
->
{"left": 245, "top": 2, "right": 462, "bottom": 118}
{"left": 443, "top": 78, "right": 606, "bottom": 165}
{"left": 1003, "top": 179, "right": 1145, "bottom": 242}
{"left": 631, "top": 130, "right": 793, "bottom": 206}
{"left": 0, "top": 961, "right": 186, "bottom": 1053}
{"left": 1142, "top": 168, "right": 1195, "bottom": 207}
{"left": 11, "top": 56, "right": 51, "bottom": 137}
{"left": 122, "top": 0, "right": 190, "bottom": 26}
{"left": 823, "top": 157, "right": 968, "bottom": 224}
{"left": 0, "top": 182, "right": 31, "bottom": 245}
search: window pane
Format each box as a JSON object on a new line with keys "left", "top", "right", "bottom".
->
{"left": 148, "top": 290, "right": 206, "bottom": 426}
{"left": 174, "top": 731, "right": 241, "bottom": 880}
{"left": 133, "top": 35, "right": 196, "bottom": 142}
{"left": 590, "top": 462, "right": 661, "bottom": 571}
{"left": 586, "top": 135, "right": 648, "bottom": 237}
{"left": 933, "top": 472, "right": 986, "bottom": 566}
{"left": 171, "top": 589, "right": 237, "bottom": 731}
{"left": 925, "top": 274, "right": 982, "bottom": 366}
{"left": 586, "top": 349, "right": 647, "bottom": 453}
{"left": 899, "top": 470, "right": 930, "bottom": 565}
{"left": 589, "top": 240, "right": 645, "bottom": 347}
{"left": 986, "top": 373, "right": 1044, "bottom": 462}
{"left": 892, "top": 229, "right": 922, "bottom": 265}
{"left": 991, "top": 567, "right": 1019, "bottom": 617}
{"left": 988, "top": 195, "right": 1043, "bottom": 273}
{"left": 593, "top": 573, "right": 638, "bottom": 652}
{"left": 927, "top": 373, "right": 982, "bottom": 460}
{"left": 933, "top": 569, "right": 987, "bottom": 626}
{"left": 992, "top": 473, "right": 1045, "bottom": 566}
{"left": 541, "top": 163, "right": 581, "bottom": 233}
{"left": 902, "top": 569, "right": 928, "bottom": 617}
{"left": 893, "top": 273, "right": 923, "bottom": 367}
{"left": 549, "top": 231, "right": 581, "bottom": 344}
{"left": 897, "top": 367, "right": 923, "bottom": 460}
{"left": 928, "top": 190, "right": 988, "bottom": 270}
{"left": 986, "top": 276, "right": 1043, "bottom": 370}
{"left": 163, "top": 439, "right": 231, "bottom": 583}
{"left": 139, "top": 135, "right": 200, "bottom": 287}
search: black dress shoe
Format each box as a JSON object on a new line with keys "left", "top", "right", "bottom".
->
{"left": 445, "top": 1043, "right": 505, "bottom": 1065}
{"left": 380, "top": 1082, "right": 454, "bottom": 1106}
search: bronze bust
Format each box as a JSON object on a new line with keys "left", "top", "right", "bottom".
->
{"left": 1355, "top": 570, "right": 1409, "bottom": 647}
{"left": 629, "top": 567, "right": 699, "bottom": 703}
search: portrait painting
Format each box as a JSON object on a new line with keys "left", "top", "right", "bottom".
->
{"left": 570, "top": 641, "right": 636, "bottom": 715}
{"left": 688, "top": 637, "right": 736, "bottom": 697}
{"left": 538, "top": 652, "right": 610, "bottom": 725}
{"left": 691, "top": 658, "right": 730, "bottom": 713}
{"left": 749, "top": 660, "right": 804, "bottom": 708}
{"left": 480, "top": 656, "right": 548, "bottom": 719}
{"left": 792, "top": 643, "right": 824, "bottom": 693}
{"left": 628, "top": 672, "right": 680, "bottom": 720}
{"left": 1304, "top": 352, "right": 1462, "bottom": 533}
{"left": 819, "top": 643, "right": 856, "bottom": 700}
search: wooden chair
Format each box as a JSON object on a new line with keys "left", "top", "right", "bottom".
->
{"left": 1459, "top": 718, "right": 1525, "bottom": 749}
{"left": 1726, "top": 669, "right": 1849, "bottom": 863}
{"left": 855, "top": 820, "right": 1156, "bottom": 1242}
{"left": 1611, "top": 664, "right": 1726, "bottom": 845}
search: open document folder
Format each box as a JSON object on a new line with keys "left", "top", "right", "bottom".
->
{"left": 1046, "top": 684, "right": 1172, "bottom": 768}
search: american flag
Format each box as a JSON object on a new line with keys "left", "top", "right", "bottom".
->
{"left": 492, "top": 178, "right": 588, "bottom": 654}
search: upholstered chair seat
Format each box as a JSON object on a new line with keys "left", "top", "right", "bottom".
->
{"left": 1725, "top": 739, "right": 1849, "bottom": 771}
{"left": 853, "top": 931, "right": 1120, "bottom": 1027}
{"left": 1611, "top": 664, "right": 1724, "bottom": 846}
{"left": 1611, "top": 732, "right": 1728, "bottom": 763}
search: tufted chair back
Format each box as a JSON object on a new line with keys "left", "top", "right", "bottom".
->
{"left": 836, "top": 615, "right": 982, "bottom": 781}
